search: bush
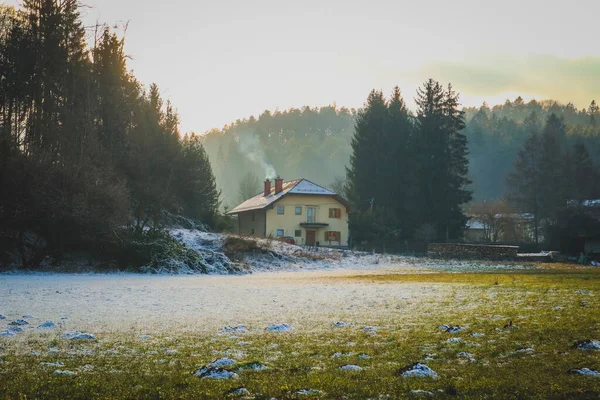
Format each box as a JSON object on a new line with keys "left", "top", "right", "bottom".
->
{"left": 222, "top": 236, "right": 269, "bottom": 261}
{"left": 113, "top": 228, "right": 208, "bottom": 273}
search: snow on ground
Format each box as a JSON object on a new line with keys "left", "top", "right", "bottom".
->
{"left": 168, "top": 228, "right": 533, "bottom": 275}
{"left": 0, "top": 230, "right": 538, "bottom": 343}
{"left": 0, "top": 269, "right": 449, "bottom": 339}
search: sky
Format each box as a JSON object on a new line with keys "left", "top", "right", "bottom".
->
{"left": 5, "top": 0, "right": 600, "bottom": 133}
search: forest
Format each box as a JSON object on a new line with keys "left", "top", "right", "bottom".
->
{"left": 204, "top": 98, "right": 600, "bottom": 208}
{"left": 0, "top": 2, "right": 219, "bottom": 270}
{"left": 204, "top": 93, "right": 600, "bottom": 252}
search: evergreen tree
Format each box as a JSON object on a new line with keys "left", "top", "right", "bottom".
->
{"left": 538, "top": 113, "right": 567, "bottom": 221}
{"left": 506, "top": 133, "right": 542, "bottom": 244}
{"left": 346, "top": 90, "right": 387, "bottom": 211}
{"left": 414, "top": 79, "right": 471, "bottom": 240}
{"left": 589, "top": 100, "right": 599, "bottom": 126}
{"left": 384, "top": 86, "right": 415, "bottom": 236}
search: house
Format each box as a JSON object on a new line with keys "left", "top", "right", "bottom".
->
{"left": 464, "top": 213, "right": 537, "bottom": 243}
{"left": 464, "top": 219, "right": 487, "bottom": 242}
{"left": 227, "top": 177, "right": 350, "bottom": 247}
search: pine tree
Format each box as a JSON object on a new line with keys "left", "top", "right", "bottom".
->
{"left": 414, "top": 79, "right": 471, "bottom": 240}
{"left": 346, "top": 90, "right": 387, "bottom": 211}
{"left": 385, "top": 86, "right": 415, "bottom": 236}
{"left": 538, "top": 113, "right": 567, "bottom": 221}
{"left": 589, "top": 100, "right": 599, "bottom": 126}
{"left": 506, "top": 134, "right": 542, "bottom": 244}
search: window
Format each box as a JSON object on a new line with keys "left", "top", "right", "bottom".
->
{"left": 325, "top": 231, "right": 341, "bottom": 242}
{"left": 276, "top": 229, "right": 284, "bottom": 237}
{"left": 295, "top": 206, "right": 302, "bottom": 215}
{"left": 294, "top": 230, "right": 302, "bottom": 237}
{"left": 277, "top": 205, "right": 284, "bottom": 215}
{"left": 329, "top": 208, "right": 341, "bottom": 218}
{"left": 307, "top": 207, "right": 316, "bottom": 223}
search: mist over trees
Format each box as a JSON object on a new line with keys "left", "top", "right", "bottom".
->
{"left": 201, "top": 106, "right": 356, "bottom": 208}
{"left": 0, "top": 2, "right": 218, "bottom": 268}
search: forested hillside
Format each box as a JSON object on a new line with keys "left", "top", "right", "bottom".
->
{"left": 204, "top": 98, "right": 600, "bottom": 207}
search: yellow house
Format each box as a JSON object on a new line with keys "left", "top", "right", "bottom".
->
{"left": 228, "top": 178, "right": 350, "bottom": 247}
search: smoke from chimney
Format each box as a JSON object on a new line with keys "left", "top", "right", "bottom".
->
{"left": 236, "top": 131, "right": 277, "bottom": 179}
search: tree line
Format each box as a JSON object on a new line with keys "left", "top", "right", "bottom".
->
{"left": 0, "top": 2, "right": 219, "bottom": 268}
{"left": 203, "top": 98, "right": 600, "bottom": 212}
{"left": 505, "top": 113, "right": 600, "bottom": 252}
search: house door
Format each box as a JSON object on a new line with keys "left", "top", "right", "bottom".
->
{"left": 306, "top": 230, "right": 316, "bottom": 246}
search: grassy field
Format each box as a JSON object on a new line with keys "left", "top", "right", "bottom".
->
{"left": 1, "top": 267, "right": 599, "bottom": 399}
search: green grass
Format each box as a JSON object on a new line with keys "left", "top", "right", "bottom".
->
{"left": 1, "top": 268, "right": 600, "bottom": 399}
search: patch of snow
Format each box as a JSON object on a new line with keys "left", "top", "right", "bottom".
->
{"left": 38, "top": 321, "right": 57, "bottom": 329}
{"left": 296, "top": 388, "right": 324, "bottom": 396}
{"left": 219, "top": 325, "right": 248, "bottom": 334}
{"left": 0, "top": 331, "right": 15, "bottom": 337}
{"left": 447, "top": 338, "right": 463, "bottom": 343}
{"left": 400, "top": 363, "right": 438, "bottom": 378}
{"left": 457, "top": 352, "right": 475, "bottom": 361}
{"left": 357, "top": 353, "right": 371, "bottom": 359}
{"left": 61, "top": 331, "right": 96, "bottom": 340}
{"left": 41, "top": 362, "right": 64, "bottom": 367}
{"left": 471, "top": 333, "right": 485, "bottom": 337}
{"left": 333, "top": 321, "right": 348, "bottom": 327}
{"left": 210, "top": 358, "right": 237, "bottom": 368}
{"left": 8, "top": 319, "right": 28, "bottom": 326}
{"left": 265, "top": 323, "right": 291, "bottom": 332}
{"left": 139, "top": 334, "right": 152, "bottom": 340}
{"left": 515, "top": 347, "right": 534, "bottom": 354}
{"left": 54, "top": 370, "right": 76, "bottom": 375}
{"left": 0, "top": 314, "right": 5, "bottom": 319}
{"left": 331, "top": 352, "right": 353, "bottom": 358}
{"left": 445, "top": 326, "right": 465, "bottom": 333}
{"left": 340, "top": 364, "right": 363, "bottom": 371}
{"left": 237, "top": 361, "right": 267, "bottom": 371}
{"left": 165, "top": 349, "right": 179, "bottom": 355}
{"left": 193, "top": 366, "right": 238, "bottom": 379}
{"left": 577, "top": 340, "right": 600, "bottom": 351}
{"left": 570, "top": 368, "right": 600, "bottom": 377}
{"left": 227, "top": 387, "right": 251, "bottom": 396}
{"left": 410, "top": 390, "right": 434, "bottom": 396}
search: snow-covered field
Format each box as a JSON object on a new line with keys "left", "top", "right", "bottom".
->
{"left": 0, "top": 269, "right": 448, "bottom": 338}
{"left": 1, "top": 261, "right": 599, "bottom": 398}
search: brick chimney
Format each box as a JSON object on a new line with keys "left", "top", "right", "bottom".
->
{"left": 263, "top": 179, "right": 271, "bottom": 196}
{"left": 275, "top": 176, "right": 283, "bottom": 194}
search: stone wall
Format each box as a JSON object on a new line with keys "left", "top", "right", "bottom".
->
{"left": 427, "top": 243, "right": 519, "bottom": 261}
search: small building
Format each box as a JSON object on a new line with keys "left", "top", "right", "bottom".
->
{"left": 464, "top": 219, "right": 487, "bottom": 242}
{"left": 227, "top": 177, "right": 350, "bottom": 247}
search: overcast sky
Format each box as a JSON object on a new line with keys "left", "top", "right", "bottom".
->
{"left": 5, "top": 0, "right": 600, "bottom": 133}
